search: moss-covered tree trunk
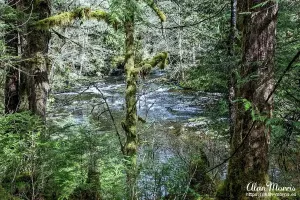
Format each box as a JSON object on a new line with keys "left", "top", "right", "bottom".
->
{"left": 123, "top": 10, "right": 138, "bottom": 199}
{"left": 222, "top": 1, "right": 278, "bottom": 199}
{"left": 4, "top": 0, "right": 21, "bottom": 114}
{"left": 23, "top": 0, "right": 51, "bottom": 119}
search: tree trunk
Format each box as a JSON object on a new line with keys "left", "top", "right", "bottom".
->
{"left": 228, "top": 0, "right": 237, "bottom": 147}
{"left": 23, "top": 0, "right": 51, "bottom": 119}
{"left": 223, "top": 1, "right": 278, "bottom": 199}
{"left": 4, "top": 0, "right": 21, "bottom": 114}
{"left": 178, "top": 6, "right": 184, "bottom": 80}
{"left": 123, "top": 11, "right": 138, "bottom": 200}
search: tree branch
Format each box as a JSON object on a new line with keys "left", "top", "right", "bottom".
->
{"left": 143, "top": 0, "right": 166, "bottom": 22}
{"left": 136, "top": 52, "right": 168, "bottom": 75}
{"left": 266, "top": 49, "right": 300, "bottom": 103}
{"left": 35, "top": 7, "right": 119, "bottom": 29}
{"left": 148, "top": 3, "right": 228, "bottom": 30}
{"left": 95, "top": 86, "right": 125, "bottom": 155}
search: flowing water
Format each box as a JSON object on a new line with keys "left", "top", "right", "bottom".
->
{"left": 47, "top": 71, "right": 226, "bottom": 198}
{"left": 48, "top": 71, "right": 222, "bottom": 127}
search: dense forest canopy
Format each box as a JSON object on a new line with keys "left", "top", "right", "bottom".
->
{"left": 0, "top": 0, "right": 299, "bottom": 199}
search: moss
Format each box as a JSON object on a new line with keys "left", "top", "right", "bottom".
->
{"left": 216, "top": 180, "right": 229, "bottom": 200}
{"left": 144, "top": 0, "right": 166, "bottom": 22}
{"left": 35, "top": 7, "right": 119, "bottom": 30}
{"left": 111, "top": 56, "right": 125, "bottom": 68}
{"left": 139, "top": 52, "right": 168, "bottom": 75}
{"left": 90, "top": 10, "right": 120, "bottom": 28}
{"left": 35, "top": 8, "right": 90, "bottom": 29}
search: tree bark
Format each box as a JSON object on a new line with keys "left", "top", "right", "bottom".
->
{"left": 228, "top": 0, "right": 237, "bottom": 148}
{"left": 123, "top": 10, "right": 138, "bottom": 200}
{"left": 4, "top": 0, "right": 21, "bottom": 114}
{"left": 223, "top": 1, "right": 278, "bottom": 199}
{"left": 23, "top": 0, "right": 51, "bottom": 119}
{"left": 178, "top": 6, "right": 184, "bottom": 80}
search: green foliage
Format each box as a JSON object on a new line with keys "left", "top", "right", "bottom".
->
{"left": 251, "top": 1, "right": 271, "bottom": 9}
{"left": 1, "top": 0, "right": 299, "bottom": 199}
{"left": 268, "top": 0, "right": 300, "bottom": 188}
{"left": 181, "top": 67, "right": 227, "bottom": 92}
{"left": 0, "top": 185, "right": 19, "bottom": 200}
{"left": 138, "top": 151, "right": 189, "bottom": 199}
{"left": 0, "top": 112, "right": 44, "bottom": 199}
{"left": 110, "top": 0, "right": 142, "bottom": 21}
{"left": 0, "top": 112, "right": 44, "bottom": 168}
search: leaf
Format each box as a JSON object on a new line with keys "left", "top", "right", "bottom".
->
{"left": 251, "top": 1, "right": 270, "bottom": 9}
{"left": 239, "top": 12, "right": 252, "bottom": 15}
{"left": 242, "top": 99, "right": 252, "bottom": 111}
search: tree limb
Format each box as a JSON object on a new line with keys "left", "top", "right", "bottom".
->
{"left": 147, "top": 3, "right": 228, "bottom": 30}
{"left": 143, "top": 0, "right": 166, "bottom": 22}
{"left": 136, "top": 52, "right": 168, "bottom": 75}
{"left": 35, "top": 7, "right": 119, "bottom": 30}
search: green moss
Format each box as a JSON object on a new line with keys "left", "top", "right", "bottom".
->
{"left": 111, "top": 56, "right": 125, "bottom": 68}
{"left": 216, "top": 180, "right": 229, "bottom": 200}
{"left": 139, "top": 51, "right": 168, "bottom": 71}
{"left": 144, "top": 0, "right": 166, "bottom": 22}
{"left": 90, "top": 10, "right": 108, "bottom": 23}
{"left": 35, "top": 8, "right": 90, "bottom": 29}
{"left": 35, "top": 7, "right": 119, "bottom": 30}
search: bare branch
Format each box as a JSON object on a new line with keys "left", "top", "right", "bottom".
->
{"left": 147, "top": 3, "right": 228, "bottom": 30}
{"left": 95, "top": 86, "right": 125, "bottom": 155}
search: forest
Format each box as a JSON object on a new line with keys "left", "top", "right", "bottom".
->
{"left": 0, "top": 0, "right": 299, "bottom": 199}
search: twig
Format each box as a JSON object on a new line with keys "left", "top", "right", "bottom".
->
{"left": 95, "top": 86, "right": 125, "bottom": 155}
{"left": 147, "top": 4, "right": 228, "bottom": 30}
{"left": 182, "top": 164, "right": 197, "bottom": 200}
{"left": 203, "top": 49, "right": 300, "bottom": 174}
{"left": 266, "top": 49, "right": 300, "bottom": 103}
{"left": 51, "top": 28, "right": 83, "bottom": 47}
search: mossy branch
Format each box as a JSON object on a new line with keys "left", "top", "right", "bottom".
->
{"left": 144, "top": 0, "right": 166, "bottom": 22}
{"left": 111, "top": 56, "right": 125, "bottom": 68}
{"left": 136, "top": 52, "right": 168, "bottom": 74}
{"left": 35, "top": 7, "right": 119, "bottom": 29}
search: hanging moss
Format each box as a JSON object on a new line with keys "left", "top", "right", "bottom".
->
{"left": 111, "top": 56, "right": 125, "bottom": 68}
{"left": 90, "top": 10, "right": 108, "bottom": 22}
{"left": 144, "top": 0, "right": 166, "bottom": 22}
{"left": 35, "top": 7, "right": 119, "bottom": 30}
{"left": 35, "top": 7, "right": 89, "bottom": 29}
{"left": 138, "top": 52, "right": 168, "bottom": 75}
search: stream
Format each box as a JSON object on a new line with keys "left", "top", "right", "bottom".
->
{"left": 47, "top": 71, "right": 226, "bottom": 198}
{"left": 48, "top": 71, "right": 222, "bottom": 127}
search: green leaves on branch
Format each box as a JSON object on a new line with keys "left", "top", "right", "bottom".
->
{"left": 35, "top": 7, "right": 119, "bottom": 30}
{"left": 235, "top": 98, "right": 269, "bottom": 122}
{"left": 251, "top": 0, "right": 272, "bottom": 10}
